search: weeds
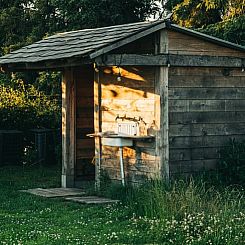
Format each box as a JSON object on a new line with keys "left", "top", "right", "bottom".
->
{"left": 0, "top": 165, "right": 244, "bottom": 244}
{"left": 100, "top": 178, "right": 244, "bottom": 244}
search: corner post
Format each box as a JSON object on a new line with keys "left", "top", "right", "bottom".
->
{"left": 155, "top": 30, "right": 170, "bottom": 183}
{"left": 61, "top": 68, "right": 76, "bottom": 187}
{"left": 94, "top": 67, "right": 102, "bottom": 190}
{"left": 160, "top": 30, "right": 170, "bottom": 182}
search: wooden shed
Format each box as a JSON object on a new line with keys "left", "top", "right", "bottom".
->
{"left": 0, "top": 20, "right": 245, "bottom": 187}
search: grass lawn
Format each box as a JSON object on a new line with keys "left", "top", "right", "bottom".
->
{"left": 0, "top": 165, "right": 244, "bottom": 244}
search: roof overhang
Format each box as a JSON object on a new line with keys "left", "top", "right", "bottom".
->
{"left": 0, "top": 20, "right": 166, "bottom": 71}
{"left": 90, "top": 22, "right": 245, "bottom": 60}
{"left": 1, "top": 56, "right": 92, "bottom": 72}
{"left": 89, "top": 22, "right": 166, "bottom": 59}
{"left": 0, "top": 20, "right": 245, "bottom": 72}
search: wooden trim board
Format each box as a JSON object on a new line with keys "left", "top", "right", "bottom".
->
{"left": 95, "top": 54, "right": 245, "bottom": 68}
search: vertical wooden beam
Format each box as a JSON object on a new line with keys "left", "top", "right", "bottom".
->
{"left": 61, "top": 68, "right": 76, "bottom": 187}
{"left": 160, "top": 30, "right": 170, "bottom": 182}
{"left": 155, "top": 30, "right": 170, "bottom": 182}
{"left": 154, "top": 32, "right": 161, "bottom": 177}
{"left": 94, "top": 67, "right": 102, "bottom": 189}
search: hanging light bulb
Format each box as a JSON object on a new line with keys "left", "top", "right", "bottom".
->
{"left": 93, "top": 63, "right": 99, "bottom": 73}
{"left": 167, "top": 55, "right": 171, "bottom": 68}
{"left": 117, "top": 66, "right": 122, "bottom": 82}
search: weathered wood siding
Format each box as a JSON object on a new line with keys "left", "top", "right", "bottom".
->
{"left": 114, "top": 34, "right": 155, "bottom": 54}
{"left": 99, "top": 66, "right": 159, "bottom": 183}
{"left": 169, "top": 67, "right": 245, "bottom": 175}
{"left": 168, "top": 30, "right": 244, "bottom": 58}
{"left": 75, "top": 66, "right": 95, "bottom": 180}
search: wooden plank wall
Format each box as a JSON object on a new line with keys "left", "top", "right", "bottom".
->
{"left": 74, "top": 66, "right": 95, "bottom": 180}
{"left": 168, "top": 67, "right": 245, "bottom": 175}
{"left": 99, "top": 66, "right": 160, "bottom": 183}
{"left": 168, "top": 30, "right": 244, "bottom": 58}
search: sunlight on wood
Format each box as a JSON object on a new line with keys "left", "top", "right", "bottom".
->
{"left": 103, "top": 67, "right": 146, "bottom": 82}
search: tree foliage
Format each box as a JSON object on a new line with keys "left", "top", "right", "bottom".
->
{"left": 164, "top": 0, "right": 245, "bottom": 45}
{"left": 0, "top": 1, "right": 159, "bottom": 130}
{"left": 56, "top": 0, "right": 159, "bottom": 30}
{"left": 199, "top": 14, "right": 245, "bottom": 46}
{"left": 0, "top": 0, "right": 158, "bottom": 56}
{"left": 171, "top": 0, "right": 224, "bottom": 28}
{"left": 0, "top": 0, "right": 32, "bottom": 54}
{"left": 167, "top": 0, "right": 244, "bottom": 28}
{"left": 0, "top": 79, "right": 60, "bottom": 130}
{"left": 0, "top": 0, "right": 244, "bottom": 54}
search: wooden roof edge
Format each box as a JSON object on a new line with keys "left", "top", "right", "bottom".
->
{"left": 0, "top": 57, "right": 92, "bottom": 72}
{"left": 1, "top": 20, "right": 244, "bottom": 70}
{"left": 169, "top": 24, "right": 245, "bottom": 52}
{"left": 0, "top": 20, "right": 164, "bottom": 67}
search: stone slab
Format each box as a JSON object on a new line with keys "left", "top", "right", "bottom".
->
{"left": 20, "top": 188, "right": 85, "bottom": 198}
{"left": 65, "top": 196, "right": 119, "bottom": 204}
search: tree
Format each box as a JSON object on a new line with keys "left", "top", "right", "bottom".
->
{"left": 168, "top": 0, "right": 227, "bottom": 28}
{"left": 0, "top": 0, "right": 32, "bottom": 55}
{"left": 0, "top": 0, "right": 159, "bottom": 96}
{"left": 163, "top": 0, "right": 245, "bottom": 45}
{"left": 55, "top": 0, "right": 159, "bottom": 30}
{"left": 0, "top": 0, "right": 159, "bottom": 55}
{"left": 199, "top": 14, "right": 245, "bottom": 46}
{"left": 164, "top": 0, "right": 245, "bottom": 27}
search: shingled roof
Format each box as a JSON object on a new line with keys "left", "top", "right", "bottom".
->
{"left": 0, "top": 20, "right": 244, "bottom": 70}
{"left": 0, "top": 21, "right": 163, "bottom": 65}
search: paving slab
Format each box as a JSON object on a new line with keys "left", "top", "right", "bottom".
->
{"left": 65, "top": 196, "right": 119, "bottom": 204}
{"left": 20, "top": 188, "right": 85, "bottom": 198}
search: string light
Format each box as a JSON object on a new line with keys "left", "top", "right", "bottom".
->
{"left": 93, "top": 63, "right": 99, "bottom": 73}
{"left": 117, "top": 66, "right": 122, "bottom": 82}
{"left": 167, "top": 54, "right": 171, "bottom": 67}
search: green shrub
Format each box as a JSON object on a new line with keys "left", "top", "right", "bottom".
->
{"left": 0, "top": 79, "right": 61, "bottom": 130}
{"left": 35, "top": 71, "right": 61, "bottom": 96}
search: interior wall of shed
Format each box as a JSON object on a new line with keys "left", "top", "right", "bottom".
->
{"left": 169, "top": 67, "right": 245, "bottom": 175}
{"left": 74, "top": 66, "right": 95, "bottom": 182}
{"left": 96, "top": 66, "right": 162, "bottom": 183}
{"left": 108, "top": 33, "right": 157, "bottom": 56}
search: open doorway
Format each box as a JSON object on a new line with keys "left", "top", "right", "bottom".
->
{"left": 75, "top": 66, "right": 95, "bottom": 183}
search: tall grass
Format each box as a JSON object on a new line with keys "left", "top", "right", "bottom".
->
{"left": 0, "top": 165, "right": 244, "bottom": 244}
{"left": 107, "top": 179, "right": 244, "bottom": 218}
{"left": 102, "top": 179, "right": 245, "bottom": 244}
